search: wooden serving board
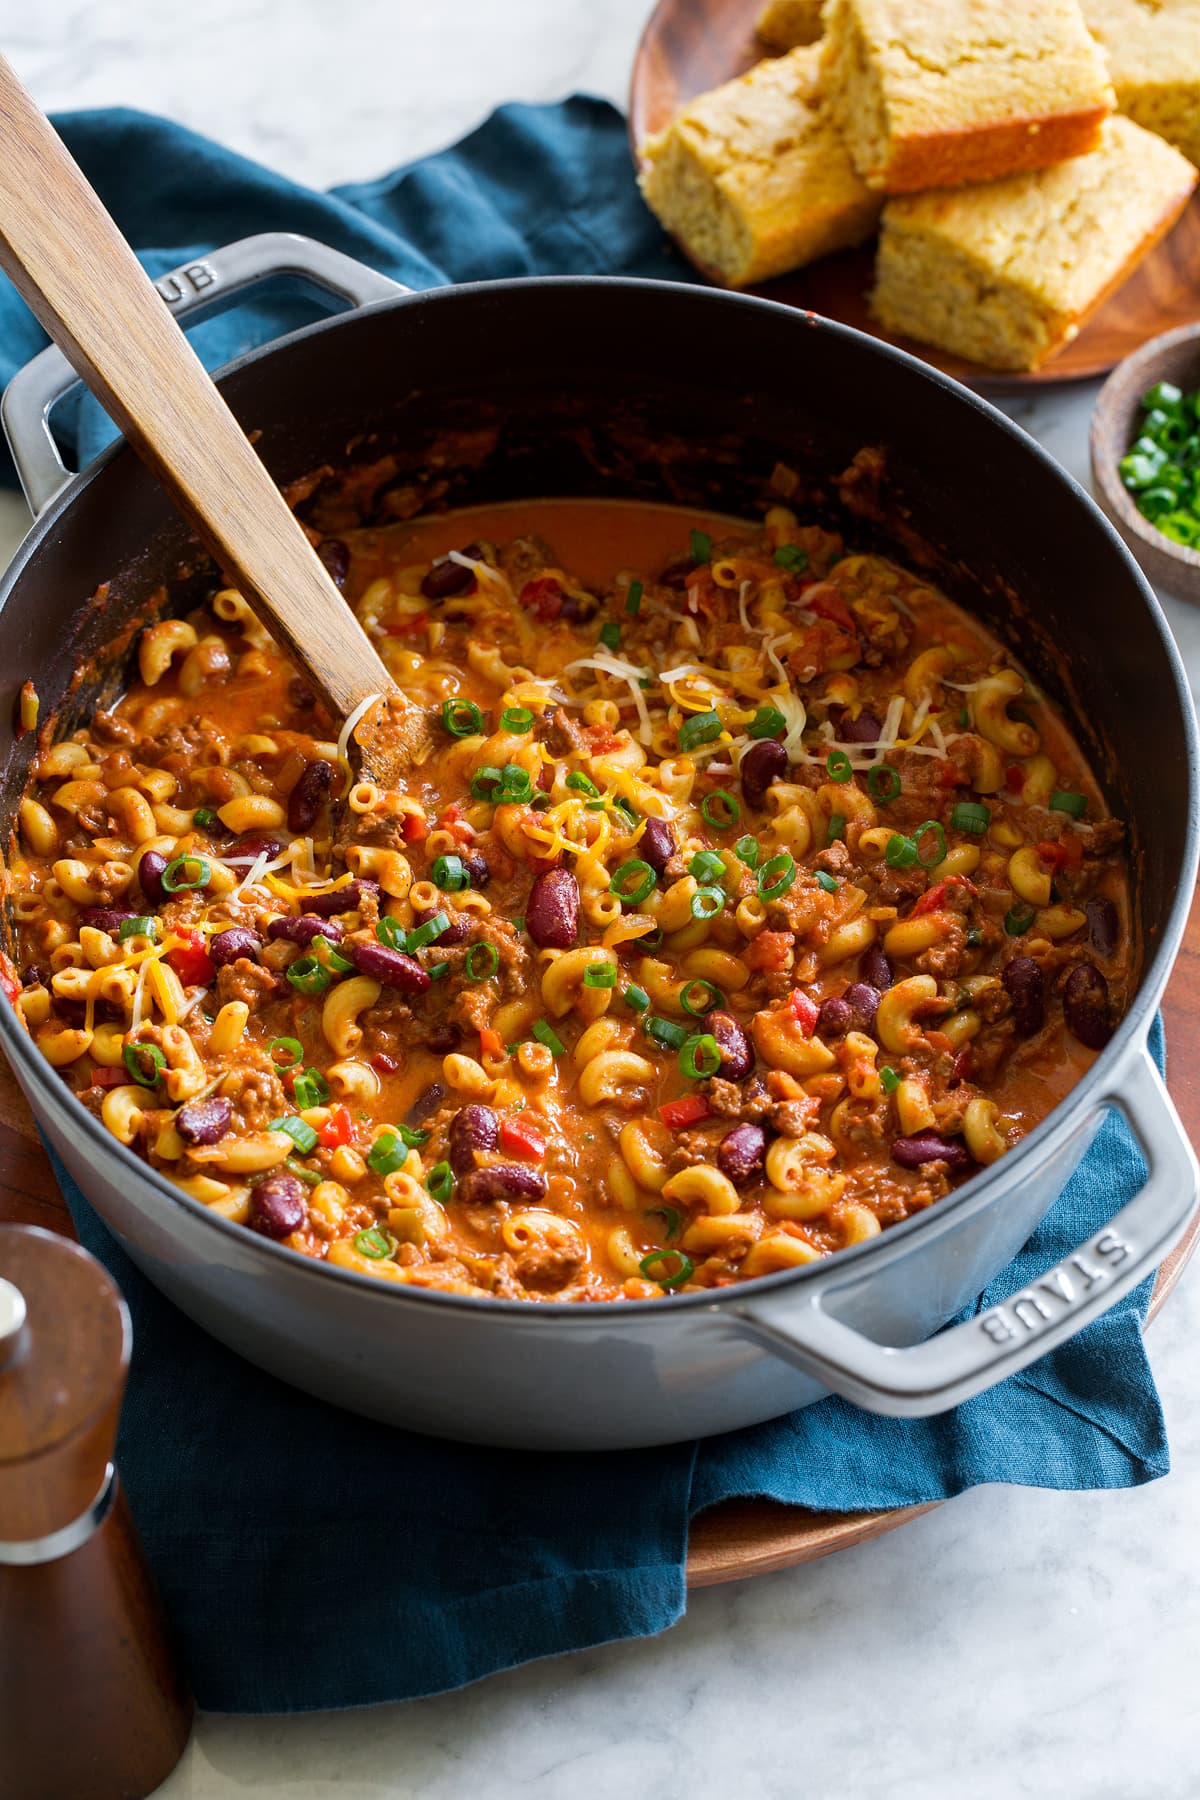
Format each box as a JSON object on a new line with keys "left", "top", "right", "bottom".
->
{"left": 2, "top": 886, "right": 1198, "bottom": 1588}
{"left": 629, "top": 0, "right": 1200, "bottom": 389}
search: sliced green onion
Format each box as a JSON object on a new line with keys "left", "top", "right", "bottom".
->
{"left": 532, "top": 1020, "right": 566, "bottom": 1056}
{"left": 680, "top": 978, "right": 723, "bottom": 1018}
{"left": 270, "top": 1115, "right": 319, "bottom": 1154}
{"left": 827, "top": 813, "right": 847, "bottom": 845}
{"left": 748, "top": 705, "right": 785, "bottom": 739}
{"left": 625, "top": 579, "right": 644, "bottom": 616}
{"left": 511, "top": 916, "right": 526, "bottom": 934}
{"left": 867, "top": 764, "right": 901, "bottom": 804}
{"left": 645, "top": 1204, "right": 683, "bottom": 1240}
{"left": 470, "top": 765, "right": 504, "bottom": 802}
{"left": 957, "top": 707, "right": 970, "bottom": 728}
{"left": 645, "top": 1015, "right": 687, "bottom": 1051}
{"left": 624, "top": 983, "right": 650, "bottom": 1012}
{"left": 583, "top": 961, "right": 618, "bottom": 989}
{"left": 701, "top": 789, "right": 740, "bottom": 829}
{"left": 612, "top": 796, "right": 639, "bottom": 830}
{"left": 599, "top": 621, "right": 621, "bottom": 652}
{"left": 376, "top": 914, "right": 407, "bottom": 951}
{"left": 500, "top": 707, "right": 534, "bottom": 733}
{"left": 312, "top": 938, "right": 354, "bottom": 975}
{"left": 950, "top": 801, "right": 991, "bottom": 835}
{"left": 913, "top": 819, "right": 946, "bottom": 867}
{"left": 690, "top": 886, "right": 724, "bottom": 920}
{"left": 680, "top": 1032, "right": 721, "bottom": 1080}
{"left": 689, "top": 850, "right": 725, "bottom": 885}
{"left": 734, "top": 833, "right": 759, "bottom": 869}
{"left": 123, "top": 1042, "right": 165, "bottom": 1087}
{"left": 610, "top": 859, "right": 656, "bottom": 905}
{"left": 773, "top": 543, "right": 808, "bottom": 571}
{"left": 431, "top": 854, "right": 469, "bottom": 892}
{"left": 815, "top": 870, "right": 838, "bottom": 893}
{"left": 441, "top": 697, "right": 483, "bottom": 738}
{"left": 758, "top": 851, "right": 796, "bottom": 899}
{"left": 678, "top": 709, "right": 722, "bottom": 752}
{"left": 292, "top": 1069, "right": 329, "bottom": 1111}
{"left": 639, "top": 1249, "right": 694, "bottom": 1289}
{"left": 495, "top": 765, "right": 534, "bottom": 803}
{"left": 426, "top": 1162, "right": 455, "bottom": 1206}
{"left": 966, "top": 926, "right": 984, "bottom": 948}
{"left": 1050, "top": 790, "right": 1087, "bottom": 819}
{"left": 286, "top": 953, "right": 334, "bottom": 996}
{"left": 192, "top": 807, "right": 220, "bottom": 832}
{"left": 1005, "top": 907, "right": 1036, "bottom": 936}
{"left": 566, "top": 771, "right": 600, "bottom": 798}
{"left": 398, "top": 1124, "right": 430, "bottom": 1148}
{"left": 162, "top": 853, "right": 210, "bottom": 893}
{"left": 286, "top": 1159, "right": 323, "bottom": 1187}
{"left": 879, "top": 1066, "right": 901, "bottom": 1094}
{"left": 367, "top": 1130, "right": 409, "bottom": 1177}
{"left": 268, "top": 1036, "right": 304, "bottom": 1069}
{"left": 427, "top": 962, "right": 450, "bottom": 981}
{"left": 885, "top": 832, "right": 918, "bottom": 868}
{"left": 353, "top": 1227, "right": 394, "bottom": 1260}
{"left": 117, "top": 915, "right": 159, "bottom": 942}
{"left": 826, "top": 750, "right": 853, "bottom": 784}
{"left": 404, "top": 912, "right": 450, "bottom": 952}
{"left": 689, "top": 529, "right": 712, "bottom": 563}
{"left": 465, "top": 942, "right": 500, "bottom": 981}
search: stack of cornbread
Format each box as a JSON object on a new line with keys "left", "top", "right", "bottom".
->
{"left": 638, "top": 0, "right": 1200, "bottom": 370}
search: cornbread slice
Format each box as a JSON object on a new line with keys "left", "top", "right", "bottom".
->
{"left": 871, "top": 115, "right": 1197, "bottom": 369}
{"left": 1084, "top": 0, "right": 1200, "bottom": 166}
{"left": 820, "top": 0, "right": 1116, "bottom": 192}
{"left": 757, "top": 0, "right": 825, "bottom": 49}
{"left": 638, "top": 48, "right": 882, "bottom": 288}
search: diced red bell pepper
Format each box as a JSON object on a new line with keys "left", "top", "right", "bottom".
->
{"left": 951, "top": 1046, "right": 973, "bottom": 1083}
{"left": 89, "top": 1066, "right": 128, "bottom": 1088}
{"left": 520, "top": 576, "right": 564, "bottom": 621}
{"left": 912, "top": 874, "right": 978, "bottom": 916}
{"left": 789, "top": 990, "right": 819, "bottom": 1036}
{"left": 479, "top": 1027, "right": 504, "bottom": 1059}
{"left": 499, "top": 1116, "right": 547, "bottom": 1160}
{"left": 319, "top": 1103, "right": 354, "bottom": 1149}
{"left": 166, "top": 927, "right": 214, "bottom": 988}
{"left": 400, "top": 811, "right": 428, "bottom": 845}
{"left": 659, "top": 1094, "right": 712, "bottom": 1130}
{"left": 384, "top": 613, "right": 429, "bottom": 636}
{"left": 1037, "top": 837, "right": 1082, "bottom": 872}
{"left": 804, "top": 586, "right": 856, "bottom": 633}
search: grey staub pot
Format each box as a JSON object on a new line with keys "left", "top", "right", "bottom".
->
{"left": 0, "top": 234, "right": 1196, "bottom": 1451}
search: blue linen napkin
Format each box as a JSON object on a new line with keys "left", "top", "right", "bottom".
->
{"left": 4, "top": 98, "right": 1170, "bottom": 1713}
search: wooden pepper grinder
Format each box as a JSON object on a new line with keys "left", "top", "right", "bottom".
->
{"left": 0, "top": 1225, "right": 193, "bottom": 1799}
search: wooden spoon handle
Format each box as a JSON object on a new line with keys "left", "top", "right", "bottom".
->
{"left": 0, "top": 57, "right": 392, "bottom": 721}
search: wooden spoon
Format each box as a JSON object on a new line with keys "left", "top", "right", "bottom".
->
{"left": 0, "top": 56, "right": 425, "bottom": 780}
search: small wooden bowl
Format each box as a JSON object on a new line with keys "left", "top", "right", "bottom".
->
{"left": 1091, "top": 322, "right": 1200, "bottom": 603}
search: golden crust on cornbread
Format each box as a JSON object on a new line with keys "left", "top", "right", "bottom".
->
{"left": 870, "top": 115, "right": 1196, "bottom": 369}
{"left": 638, "top": 47, "right": 882, "bottom": 288}
{"left": 757, "top": 0, "right": 826, "bottom": 49}
{"left": 1084, "top": 0, "right": 1200, "bottom": 166}
{"left": 820, "top": 0, "right": 1116, "bottom": 193}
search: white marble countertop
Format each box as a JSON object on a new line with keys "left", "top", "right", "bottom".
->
{"left": 7, "top": 4, "right": 1200, "bottom": 1796}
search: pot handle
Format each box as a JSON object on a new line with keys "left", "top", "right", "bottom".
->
{"left": 1, "top": 231, "right": 409, "bottom": 516}
{"left": 729, "top": 1045, "right": 1198, "bottom": 1416}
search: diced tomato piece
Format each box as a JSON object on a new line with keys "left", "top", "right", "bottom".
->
{"left": 1005, "top": 764, "right": 1026, "bottom": 793}
{"left": 384, "top": 613, "right": 429, "bottom": 636}
{"left": 400, "top": 812, "right": 428, "bottom": 844}
{"left": 789, "top": 990, "right": 819, "bottom": 1036}
{"left": 659, "top": 1095, "right": 712, "bottom": 1130}
{"left": 951, "top": 1046, "right": 973, "bottom": 1084}
{"left": 371, "top": 1053, "right": 399, "bottom": 1075}
{"left": 924, "top": 1029, "right": 954, "bottom": 1053}
{"left": 520, "top": 576, "right": 564, "bottom": 621}
{"left": 936, "top": 761, "right": 962, "bottom": 787}
{"left": 1037, "top": 837, "right": 1083, "bottom": 872}
{"left": 89, "top": 1066, "right": 127, "bottom": 1088}
{"left": 499, "top": 1116, "right": 547, "bottom": 1160}
{"left": 584, "top": 726, "right": 622, "bottom": 754}
{"left": 319, "top": 1103, "right": 354, "bottom": 1149}
{"left": 479, "top": 1027, "right": 503, "bottom": 1059}
{"left": 0, "top": 955, "right": 19, "bottom": 1005}
{"left": 166, "top": 928, "right": 214, "bottom": 988}
{"left": 804, "top": 584, "right": 856, "bottom": 633}
{"left": 742, "top": 930, "right": 793, "bottom": 973}
{"left": 912, "top": 875, "right": 977, "bottom": 916}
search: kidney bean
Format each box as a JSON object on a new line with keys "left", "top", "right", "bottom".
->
{"left": 138, "top": 850, "right": 169, "bottom": 906}
{"left": 839, "top": 710, "right": 882, "bottom": 746}
{"left": 740, "top": 739, "right": 788, "bottom": 810}
{"left": 372, "top": 1053, "right": 399, "bottom": 1074}
{"left": 1086, "top": 897, "right": 1119, "bottom": 959}
{"left": 658, "top": 556, "right": 693, "bottom": 591}
{"left": 209, "top": 926, "right": 262, "bottom": 966}
{"left": 21, "top": 963, "right": 47, "bottom": 989}
{"left": 817, "top": 995, "right": 853, "bottom": 1038}
{"left": 316, "top": 537, "right": 350, "bottom": 587}
{"left": 462, "top": 853, "right": 491, "bottom": 889}
{"left": 1002, "top": 955, "right": 1045, "bottom": 1037}
{"left": 253, "top": 1172, "right": 306, "bottom": 1238}
{"left": 892, "top": 1133, "right": 972, "bottom": 1170}
{"left": 449, "top": 1103, "right": 500, "bottom": 1174}
{"left": 407, "top": 1081, "right": 446, "bottom": 1123}
{"left": 267, "top": 914, "right": 344, "bottom": 947}
{"left": 175, "top": 1096, "right": 233, "bottom": 1146}
{"left": 421, "top": 556, "right": 476, "bottom": 600}
{"left": 425, "top": 1024, "right": 461, "bottom": 1054}
{"left": 304, "top": 879, "right": 380, "bottom": 917}
{"left": 79, "top": 907, "right": 139, "bottom": 934}
{"left": 526, "top": 867, "right": 579, "bottom": 949}
{"left": 345, "top": 939, "right": 431, "bottom": 994}
{"left": 639, "top": 816, "right": 677, "bottom": 875}
{"left": 288, "top": 677, "right": 316, "bottom": 711}
{"left": 843, "top": 982, "right": 881, "bottom": 1032}
{"left": 859, "top": 944, "right": 893, "bottom": 992}
{"left": 1062, "top": 962, "right": 1113, "bottom": 1051}
{"left": 226, "top": 835, "right": 281, "bottom": 864}
{"left": 56, "top": 1000, "right": 87, "bottom": 1028}
{"left": 702, "top": 1009, "right": 753, "bottom": 1081}
{"left": 458, "top": 1164, "right": 547, "bottom": 1205}
{"left": 560, "top": 590, "right": 599, "bottom": 624}
{"left": 717, "top": 1122, "right": 767, "bottom": 1186}
{"left": 287, "top": 759, "right": 335, "bottom": 833}
{"left": 412, "top": 905, "right": 470, "bottom": 947}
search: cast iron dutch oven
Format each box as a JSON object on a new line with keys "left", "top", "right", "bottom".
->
{"left": 0, "top": 234, "right": 1195, "bottom": 1450}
